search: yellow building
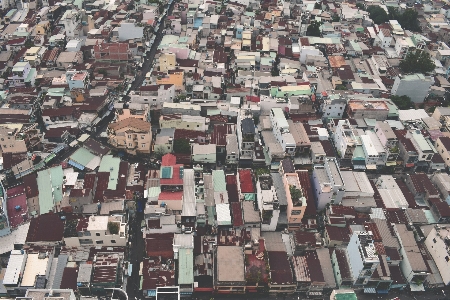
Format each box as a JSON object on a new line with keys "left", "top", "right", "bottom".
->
{"left": 108, "top": 117, "right": 152, "bottom": 155}
{"left": 159, "top": 52, "right": 176, "bottom": 72}
{"left": 156, "top": 71, "right": 184, "bottom": 90}
{"left": 35, "top": 21, "right": 50, "bottom": 35}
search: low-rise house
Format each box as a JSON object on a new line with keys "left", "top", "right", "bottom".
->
{"left": 56, "top": 51, "right": 83, "bottom": 70}
{"left": 159, "top": 114, "right": 208, "bottom": 131}
{"left": 192, "top": 144, "right": 216, "bottom": 165}
{"left": 424, "top": 225, "right": 450, "bottom": 286}
{"left": 214, "top": 246, "right": 246, "bottom": 293}
{"left": 431, "top": 173, "right": 450, "bottom": 204}
{"left": 107, "top": 117, "right": 152, "bottom": 155}
{"left": 435, "top": 136, "right": 450, "bottom": 168}
{"left": 64, "top": 215, "right": 127, "bottom": 247}
{"left": 405, "top": 173, "right": 440, "bottom": 206}
{"left": 393, "top": 224, "right": 430, "bottom": 290}
{"left": 312, "top": 158, "right": 345, "bottom": 211}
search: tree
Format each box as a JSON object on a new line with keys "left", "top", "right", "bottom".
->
{"left": 388, "top": 7, "right": 420, "bottom": 31}
{"left": 390, "top": 95, "right": 414, "bottom": 110}
{"left": 154, "top": 145, "right": 167, "bottom": 160}
{"left": 289, "top": 185, "right": 303, "bottom": 205}
{"left": 108, "top": 222, "right": 119, "bottom": 234}
{"left": 306, "top": 21, "right": 322, "bottom": 37}
{"left": 367, "top": 6, "right": 389, "bottom": 24}
{"left": 399, "top": 50, "right": 435, "bottom": 74}
{"left": 355, "top": 3, "right": 365, "bottom": 10}
{"left": 332, "top": 14, "right": 340, "bottom": 22}
{"left": 173, "top": 139, "right": 191, "bottom": 154}
{"left": 314, "top": 2, "right": 321, "bottom": 9}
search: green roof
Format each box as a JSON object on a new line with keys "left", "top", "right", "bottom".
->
{"left": 70, "top": 148, "right": 95, "bottom": 166}
{"left": 98, "top": 155, "right": 121, "bottom": 190}
{"left": 353, "top": 145, "right": 366, "bottom": 160}
{"left": 212, "top": 170, "right": 226, "bottom": 192}
{"left": 47, "top": 87, "right": 67, "bottom": 97}
{"left": 25, "top": 68, "right": 36, "bottom": 83}
{"left": 50, "top": 166, "right": 64, "bottom": 202}
{"left": 178, "top": 248, "right": 194, "bottom": 285}
{"left": 37, "top": 166, "right": 63, "bottom": 214}
{"left": 335, "top": 292, "right": 357, "bottom": 300}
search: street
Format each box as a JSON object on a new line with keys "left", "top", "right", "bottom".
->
{"left": 125, "top": 2, "right": 176, "bottom": 300}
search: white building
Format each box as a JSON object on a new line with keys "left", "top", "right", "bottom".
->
{"left": 346, "top": 231, "right": 380, "bottom": 286}
{"left": 360, "top": 131, "right": 386, "bottom": 169}
{"left": 299, "top": 46, "right": 323, "bottom": 64}
{"left": 391, "top": 74, "right": 434, "bottom": 103}
{"left": 270, "top": 108, "right": 295, "bottom": 156}
{"left": 61, "top": 9, "right": 82, "bottom": 38}
{"left": 322, "top": 95, "right": 347, "bottom": 119}
{"left": 64, "top": 215, "right": 127, "bottom": 247}
{"left": 256, "top": 176, "right": 280, "bottom": 231}
{"left": 312, "top": 158, "right": 345, "bottom": 211}
{"left": 378, "top": 28, "right": 393, "bottom": 48}
{"left": 116, "top": 20, "right": 144, "bottom": 41}
{"left": 340, "top": 171, "right": 374, "bottom": 199}
{"left": 334, "top": 119, "right": 360, "bottom": 159}
{"left": 424, "top": 225, "right": 450, "bottom": 285}
{"left": 375, "top": 175, "right": 409, "bottom": 208}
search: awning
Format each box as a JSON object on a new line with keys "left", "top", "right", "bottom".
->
{"left": 68, "top": 160, "right": 85, "bottom": 170}
{"left": 364, "top": 288, "right": 376, "bottom": 294}
{"left": 366, "top": 164, "right": 377, "bottom": 170}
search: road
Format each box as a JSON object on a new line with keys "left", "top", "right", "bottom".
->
{"left": 125, "top": 2, "right": 176, "bottom": 300}
{"left": 130, "top": 2, "right": 174, "bottom": 91}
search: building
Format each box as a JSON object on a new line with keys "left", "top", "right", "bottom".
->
{"left": 346, "top": 231, "right": 380, "bottom": 286}
{"left": 283, "top": 172, "right": 307, "bottom": 230}
{"left": 312, "top": 158, "right": 345, "bottom": 211}
{"left": 159, "top": 114, "right": 208, "bottom": 132}
{"left": 270, "top": 108, "right": 295, "bottom": 155}
{"left": 435, "top": 136, "right": 450, "bottom": 168}
{"left": 334, "top": 119, "right": 360, "bottom": 159}
{"left": 9, "top": 61, "right": 36, "bottom": 87}
{"left": 360, "top": 132, "right": 386, "bottom": 169}
{"left": 116, "top": 19, "right": 144, "bottom": 41}
{"left": 346, "top": 100, "right": 389, "bottom": 121}
{"left": 257, "top": 175, "right": 280, "bottom": 231}
{"left": 214, "top": 246, "right": 245, "bottom": 293}
{"left": 391, "top": 74, "right": 433, "bottom": 103}
{"left": 64, "top": 215, "right": 127, "bottom": 247}
{"left": 236, "top": 114, "right": 255, "bottom": 165}
{"left": 393, "top": 224, "right": 430, "bottom": 290}
{"left": 424, "top": 225, "right": 450, "bottom": 285}
{"left": 66, "top": 70, "right": 89, "bottom": 90}
{"left": 375, "top": 175, "right": 409, "bottom": 209}
{"left": 192, "top": 144, "right": 216, "bottom": 164}
{"left": 107, "top": 117, "right": 152, "bottom": 155}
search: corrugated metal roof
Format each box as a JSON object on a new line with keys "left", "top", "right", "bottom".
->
{"left": 216, "top": 203, "right": 231, "bottom": 225}
{"left": 69, "top": 148, "right": 95, "bottom": 167}
{"left": 3, "top": 250, "right": 26, "bottom": 285}
{"left": 77, "top": 263, "right": 93, "bottom": 283}
{"left": 98, "top": 155, "right": 121, "bottom": 190}
{"left": 212, "top": 170, "right": 226, "bottom": 192}
{"left": 182, "top": 169, "right": 196, "bottom": 216}
{"left": 178, "top": 248, "right": 194, "bottom": 285}
{"left": 51, "top": 254, "right": 68, "bottom": 289}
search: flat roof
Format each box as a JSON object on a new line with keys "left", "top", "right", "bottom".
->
{"left": 216, "top": 246, "right": 245, "bottom": 282}
{"left": 22, "top": 253, "right": 49, "bottom": 286}
{"left": 178, "top": 248, "right": 194, "bottom": 285}
{"left": 3, "top": 250, "right": 26, "bottom": 285}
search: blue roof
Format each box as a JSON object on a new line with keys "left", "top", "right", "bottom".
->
{"left": 161, "top": 166, "right": 172, "bottom": 179}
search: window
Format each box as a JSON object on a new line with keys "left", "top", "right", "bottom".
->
{"left": 128, "top": 135, "right": 131, "bottom": 138}
{"left": 141, "top": 135, "right": 145, "bottom": 139}
{"left": 197, "top": 125, "right": 199, "bottom": 127}
{"left": 111, "top": 240, "right": 116, "bottom": 243}
{"left": 187, "top": 125, "right": 189, "bottom": 127}
{"left": 129, "top": 143, "right": 132, "bottom": 147}
{"left": 141, "top": 143, "right": 146, "bottom": 148}
{"left": 96, "top": 240, "right": 104, "bottom": 244}
{"left": 96, "top": 233, "right": 100, "bottom": 236}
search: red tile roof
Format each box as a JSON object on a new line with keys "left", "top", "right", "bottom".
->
{"left": 158, "top": 191, "right": 183, "bottom": 201}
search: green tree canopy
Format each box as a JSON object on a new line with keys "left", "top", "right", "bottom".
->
{"left": 388, "top": 7, "right": 420, "bottom": 31}
{"left": 173, "top": 139, "right": 191, "bottom": 154}
{"left": 306, "top": 21, "right": 322, "bottom": 37}
{"left": 399, "top": 50, "right": 435, "bottom": 74}
{"left": 390, "top": 95, "right": 413, "bottom": 110}
{"left": 108, "top": 222, "right": 119, "bottom": 234}
{"left": 314, "top": 2, "right": 321, "bottom": 9}
{"left": 367, "top": 6, "right": 389, "bottom": 24}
